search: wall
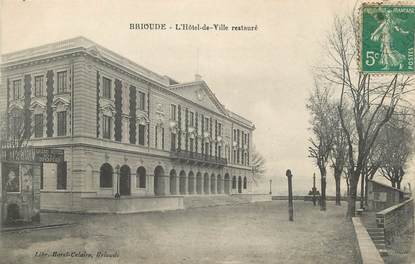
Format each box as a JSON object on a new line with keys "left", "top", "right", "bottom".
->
{"left": 367, "top": 180, "right": 405, "bottom": 211}
{"left": 352, "top": 217, "right": 384, "bottom": 264}
{"left": 1, "top": 162, "right": 41, "bottom": 225}
{"left": 376, "top": 198, "right": 414, "bottom": 244}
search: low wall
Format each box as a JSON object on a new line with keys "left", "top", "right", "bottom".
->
{"left": 352, "top": 217, "right": 384, "bottom": 264}
{"left": 232, "top": 193, "right": 272, "bottom": 202}
{"left": 272, "top": 195, "right": 346, "bottom": 201}
{"left": 80, "top": 196, "right": 184, "bottom": 214}
{"left": 376, "top": 198, "right": 414, "bottom": 244}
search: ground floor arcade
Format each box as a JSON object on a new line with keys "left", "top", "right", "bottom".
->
{"left": 39, "top": 145, "right": 253, "bottom": 212}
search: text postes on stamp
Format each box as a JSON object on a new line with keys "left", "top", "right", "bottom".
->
{"left": 361, "top": 4, "right": 415, "bottom": 74}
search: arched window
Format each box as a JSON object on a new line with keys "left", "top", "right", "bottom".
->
{"left": 243, "top": 177, "right": 247, "bottom": 189}
{"left": 100, "top": 163, "right": 113, "bottom": 188}
{"left": 137, "top": 166, "right": 146, "bottom": 188}
{"left": 232, "top": 176, "right": 236, "bottom": 189}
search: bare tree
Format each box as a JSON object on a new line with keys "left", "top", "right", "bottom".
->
{"left": 1, "top": 108, "right": 32, "bottom": 160}
{"left": 361, "top": 142, "right": 382, "bottom": 207}
{"left": 251, "top": 146, "right": 266, "bottom": 185}
{"left": 330, "top": 102, "right": 349, "bottom": 206}
{"left": 307, "top": 83, "right": 335, "bottom": 211}
{"left": 378, "top": 112, "right": 414, "bottom": 189}
{"left": 316, "top": 13, "right": 414, "bottom": 217}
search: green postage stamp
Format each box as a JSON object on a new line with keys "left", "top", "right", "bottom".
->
{"left": 361, "top": 3, "right": 415, "bottom": 74}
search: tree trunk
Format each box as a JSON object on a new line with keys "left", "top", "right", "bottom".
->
{"left": 347, "top": 172, "right": 359, "bottom": 218}
{"left": 335, "top": 177, "right": 341, "bottom": 205}
{"left": 320, "top": 166, "right": 327, "bottom": 211}
{"left": 364, "top": 173, "right": 368, "bottom": 206}
{"left": 346, "top": 177, "right": 350, "bottom": 197}
{"left": 360, "top": 171, "right": 365, "bottom": 209}
{"left": 397, "top": 180, "right": 401, "bottom": 190}
{"left": 334, "top": 169, "right": 342, "bottom": 206}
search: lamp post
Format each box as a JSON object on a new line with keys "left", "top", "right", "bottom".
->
{"left": 269, "top": 179, "right": 272, "bottom": 195}
{"left": 286, "top": 169, "right": 293, "bottom": 221}
{"left": 115, "top": 165, "right": 120, "bottom": 199}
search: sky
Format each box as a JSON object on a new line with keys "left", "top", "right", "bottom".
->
{"left": 1, "top": 0, "right": 414, "bottom": 195}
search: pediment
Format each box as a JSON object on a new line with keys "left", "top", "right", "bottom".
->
{"left": 8, "top": 102, "right": 24, "bottom": 113}
{"left": 30, "top": 98, "right": 47, "bottom": 111}
{"left": 52, "top": 97, "right": 70, "bottom": 107}
{"left": 101, "top": 104, "right": 115, "bottom": 116}
{"left": 169, "top": 81, "right": 228, "bottom": 116}
{"left": 137, "top": 115, "right": 149, "bottom": 125}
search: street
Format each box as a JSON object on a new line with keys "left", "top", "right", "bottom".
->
{"left": 0, "top": 201, "right": 358, "bottom": 264}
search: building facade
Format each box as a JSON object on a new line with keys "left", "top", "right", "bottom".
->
{"left": 0, "top": 37, "right": 255, "bottom": 212}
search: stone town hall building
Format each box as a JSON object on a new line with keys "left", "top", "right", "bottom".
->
{"left": 0, "top": 37, "right": 255, "bottom": 213}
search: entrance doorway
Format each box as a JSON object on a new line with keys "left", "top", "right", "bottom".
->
{"left": 120, "top": 165, "right": 131, "bottom": 196}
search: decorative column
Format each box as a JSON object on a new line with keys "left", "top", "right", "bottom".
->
{"left": 114, "top": 79, "right": 123, "bottom": 142}
{"left": 96, "top": 71, "right": 100, "bottom": 138}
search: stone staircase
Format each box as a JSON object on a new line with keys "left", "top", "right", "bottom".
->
{"left": 366, "top": 227, "right": 388, "bottom": 257}
{"left": 183, "top": 195, "right": 250, "bottom": 209}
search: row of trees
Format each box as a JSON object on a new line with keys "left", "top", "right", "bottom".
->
{"left": 308, "top": 10, "right": 414, "bottom": 217}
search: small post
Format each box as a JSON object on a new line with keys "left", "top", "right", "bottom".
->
{"left": 312, "top": 173, "right": 316, "bottom": 206}
{"left": 286, "top": 169, "right": 293, "bottom": 221}
{"left": 269, "top": 179, "right": 272, "bottom": 195}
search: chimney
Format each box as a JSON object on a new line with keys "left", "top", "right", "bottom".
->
{"left": 195, "top": 74, "right": 202, "bottom": 81}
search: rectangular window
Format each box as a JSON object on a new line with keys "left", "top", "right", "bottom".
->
{"left": 205, "top": 117, "right": 209, "bottom": 131}
{"left": 138, "top": 124, "right": 145, "bottom": 145}
{"left": 34, "top": 76, "right": 43, "bottom": 97}
{"left": 12, "top": 80, "right": 21, "bottom": 100}
{"left": 57, "top": 111, "right": 67, "bottom": 136}
{"left": 11, "top": 116, "right": 20, "bottom": 135}
{"left": 233, "top": 129, "right": 237, "bottom": 142}
{"left": 155, "top": 127, "right": 158, "bottom": 148}
{"left": 189, "top": 138, "right": 194, "bottom": 152}
{"left": 57, "top": 71, "right": 67, "bottom": 94}
{"left": 218, "top": 123, "right": 222, "bottom": 136}
{"left": 57, "top": 161, "right": 67, "bottom": 190}
{"left": 103, "top": 116, "right": 111, "bottom": 139}
{"left": 205, "top": 142, "right": 209, "bottom": 156}
{"left": 218, "top": 145, "right": 222, "bottom": 158}
{"left": 171, "top": 104, "right": 177, "bottom": 121}
{"left": 171, "top": 133, "right": 176, "bottom": 151}
{"left": 189, "top": 112, "right": 194, "bottom": 127}
{"left": 34, "top": 114, "right": 43, "bottom": 138}
{"left": 103, "top": 77, "right": 112, "bottom": 99}
{"left": 138, "top": 91, "right": 145, "bottom": 110}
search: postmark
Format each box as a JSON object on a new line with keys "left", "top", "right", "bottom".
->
{"left": 360, "top": 3, "right": 415, "bottom": 74}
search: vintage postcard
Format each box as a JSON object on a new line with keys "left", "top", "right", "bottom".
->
{"left": 1, "top": 0, "right": 415, "bottom": 263}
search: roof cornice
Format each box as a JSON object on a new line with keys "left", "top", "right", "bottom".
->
{"left": 1, "top": 37, "right": 255, "bottom": 130}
